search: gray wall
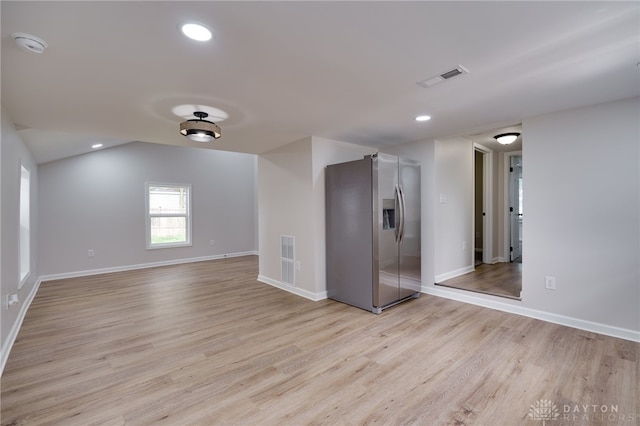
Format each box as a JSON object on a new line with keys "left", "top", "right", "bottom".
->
{"left": 1, "top": 110, "right": 39, "bottom": 366}
{"left": 38, "top": 142, "right": 257, "bottom": 276}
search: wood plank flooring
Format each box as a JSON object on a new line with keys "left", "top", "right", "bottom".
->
{"left": 2, "top": 256, "right": 637, "bottom": 425}
{"left": 437, "top": 262, "right": 522, "bottom": 300}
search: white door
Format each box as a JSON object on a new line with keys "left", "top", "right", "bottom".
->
{"left": 509, "top": 156, "right": 522, "bottom": 261}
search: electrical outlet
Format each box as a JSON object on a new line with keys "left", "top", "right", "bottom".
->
{"left": 209, "top": 240, "right": 215, "bottom": 246}
{"left": 88, "top": 249, "right": 95, "bottom": 258}
{"left": 462, "top": 241, "right": 467, "bottom": 251}
{"left": 7, "top": 294, "right": 19, "bottom": 307}
{"left": 296, "top": 261, "right": 301, "bottom": 271}
{"left": 545, "top": 276, "right": 556, "bottom": 290}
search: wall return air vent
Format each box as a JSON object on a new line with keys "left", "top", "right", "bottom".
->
{"left": 281, "top": 235, "right": 295, "bottom": 286}
{"left": 417, "top": 65, "right": 469, "bottom": 88}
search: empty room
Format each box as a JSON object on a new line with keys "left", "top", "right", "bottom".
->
{"left": 1, "top": 2, "right": 638, "bottom": 425}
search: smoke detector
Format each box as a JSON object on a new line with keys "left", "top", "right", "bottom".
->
{"left": 12, "top": 33, "right": 48, "bottom": 54}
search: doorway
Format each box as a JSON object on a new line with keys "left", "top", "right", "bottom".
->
{"left": 474, "top": 150, "right": 484, "bottom": 266}
{"left": 436, "top": 138, "right": 523, "bottom": 301}
{"left": 505, "top": 152, "right": 523, "bottom": 263}
{"left": 473, "top": 143, "right": 493, "bottom": 266}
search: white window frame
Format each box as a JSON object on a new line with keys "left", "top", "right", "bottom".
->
{"left": 19, "top": 163, "right": 31, "bottom": 287}
{"left": 145, "top": 182, "right": 192, "bottom": 249}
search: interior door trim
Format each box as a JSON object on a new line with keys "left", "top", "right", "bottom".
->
{"left": 503, "top": 150, "right": 522, "bottom": 262}
{"left": 473, "top": 142, "right": 494, "bottom": 266}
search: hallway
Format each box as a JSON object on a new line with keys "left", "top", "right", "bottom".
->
{"left": 436, "top": 262, "right": 521, "bottom": 300}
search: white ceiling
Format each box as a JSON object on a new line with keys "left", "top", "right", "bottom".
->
{"left": 2, "top": 1, "right": 638, "bottom": 163}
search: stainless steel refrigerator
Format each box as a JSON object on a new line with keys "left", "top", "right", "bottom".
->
{"left": 325, "top": 153, "right": 421, "bottom": 313}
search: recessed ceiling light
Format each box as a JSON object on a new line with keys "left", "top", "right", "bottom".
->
{"left": 415, "top": 115, "right": 431, "bottom": 122}
{"left": 180, "top": 23, "right": 212, "bottom": 42}
{"left": 91, "top": 143, "right": 103, "bottom": 149}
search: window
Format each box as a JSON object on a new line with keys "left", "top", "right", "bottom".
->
{"left": 146, "top": 183, "right": 191, "bottom": 249}
{"left": 19, "top": 164, "right": 30, "bottom": 286}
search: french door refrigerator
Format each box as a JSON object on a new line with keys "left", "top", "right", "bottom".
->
{"left": 325, "top": 153, "right": 421, "bottom": 313}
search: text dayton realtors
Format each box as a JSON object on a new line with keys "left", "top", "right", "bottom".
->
{"left": 561, "top": 404, "right": 637, "bottom": 423}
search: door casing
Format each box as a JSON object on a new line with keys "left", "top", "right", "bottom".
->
{"left": 473, "top": 143, "right": 494, "bottom": 267}
{"left": 503, "top": 151, "right": 523, "bottom": 262}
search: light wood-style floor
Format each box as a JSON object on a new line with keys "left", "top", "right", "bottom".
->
{"left": 437, "top": 262, "right": 522, "bottom": 300}
{"left": 2, "top": 256, "right": 637, "bottom": 425}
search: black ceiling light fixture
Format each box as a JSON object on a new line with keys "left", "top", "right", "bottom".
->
{"left": 180, "top": 111, "right": 221, "bottom": 142}
{"left": 494, "top": 132, "right": 520, "bottom": 145}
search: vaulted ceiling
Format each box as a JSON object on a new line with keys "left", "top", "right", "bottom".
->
{"left": 2, "top": 1, "right": 638, "bottom": 163}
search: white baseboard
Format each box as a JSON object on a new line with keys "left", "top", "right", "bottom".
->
{"left": 491, "top": 257, "right": 506, "bottom": 264}
{"left": 39, "top": 251, "right": 259, "bottom": 282}
{"left": 1, "top": 277, "right": 42, "bottom": 376}
{"left": 434, "top": 266, "right": 474, "bottom": 283}
{"left": 422, "top": 285, "right": 640, "bottom": 343}
{"left": 257, "top": 275, "right": 327, "bottom": 302}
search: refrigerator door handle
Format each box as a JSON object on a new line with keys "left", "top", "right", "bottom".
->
{"left": 397, "top": 184, "right": 406, "bottom": 244}
{"left": 394, "top": 184, "right": 401, "bottom": 242}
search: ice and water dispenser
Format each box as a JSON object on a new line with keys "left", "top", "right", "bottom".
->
{"left": 382, "top": 198, "right": 395, "bottom": 230}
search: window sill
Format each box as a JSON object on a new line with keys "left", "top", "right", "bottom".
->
{"left": 146, "top": 242, "right": 192, "bottom": 250}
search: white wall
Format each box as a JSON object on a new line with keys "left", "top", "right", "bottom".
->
{"left": 258, "top": 137, "right": 316, "bottom": 295}
{"left": 1, "top": 110, "right": 39, "bottom": 371}
{"left": 258, "top": 136, "right": 375, "bottom": 299}
{"left": 416, "top": 97, "right": 639, "bottom": 340}
{"left": 523, "top": 97, "right": 639, "bottom": 333}
{"left": 434, "top": 137, "right": 474, "bottom": 280}
{"left": 38, "top": 142, "right": 257, "bottom": 276}
{"left": 311, "top": 137, "right": 377, "bottom": 294}
{"left": 490, "top": 149, "right": 501, "bottom": 260}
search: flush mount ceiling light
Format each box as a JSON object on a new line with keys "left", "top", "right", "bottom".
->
{"left": 415, "top": 115, "right": 431, "bottom": 122}
{"left": 494, "top": 132, "right": 520, "bottom": 145}
{"left": 180, "top": 111, "right": 221, "bottom": 142}
{"left": 180, "top": 23, "right": 212, "bottom": 42}
{"left": 12, "top": 32, "right": 48, "bottom": 54}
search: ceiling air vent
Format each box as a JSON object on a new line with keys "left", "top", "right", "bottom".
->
{"left": 417, "top": 65, "right": 469, "bottom": 88}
